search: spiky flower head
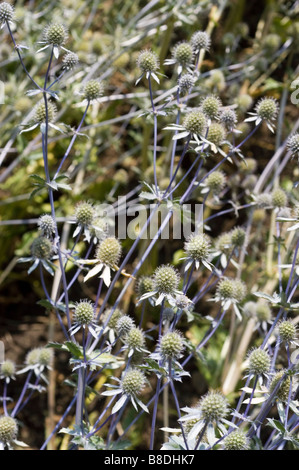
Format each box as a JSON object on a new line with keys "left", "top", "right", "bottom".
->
{"left": 89, "top": 217, "right": 108, "bottom": 241}
{"left": 255, "top": 192, "right": 273, "bottom": 208}
{"left": 26, "top": 347, "right": 53, "bottom": 367}
{"left": 216, "top": 278, "right": 236, "bottom": 300}
{"left": 121, "top": 369, "right": 146, "bottom": 396}
{"left": 199, "top": 391, "right": 229, "bottom": 423}
{"left": 33, "top": 101, "right": 56, "bottom": 124}
{"left": 62, "top": 51, "right": 79, "bottom": 70}
{"left": 184, "top": 233, "right": 211, "bottom": 262}
{"left": 172, "top": 42, "right": 193, "bottom": 68}
{"left": 0, "top": 416, "right": 18, "bottom": 444}
{"left": 137, "top": 50, "right": 159, "bottom": 73}
{"left": 201, "top": 95, "right": 222, "bottom": 120}
{"left": 0, "top": 2, "right": 14, "bottom": 25}
{"left": 287, "top": 133, "right": 299, "bottom": 159}
{"left": 38, "top": 214, "right": 56, "bottom": 237}
{"left": 96, "top": 237, "right": 122, "bottom": 267}
{"left": 160, "top": 330, "right": 184, "bottom": 360}
{"left": 75, "top": 201, "right": 95, "bottom": 227}
{"left": 43, "top": 23, "right": 68, "bottom": 46}
{"left": 83, "top": 79, "right": 104, "bottom": 102}
{"left": 116, "top": 315, "right": 135, "bottom": 336}
{"left": 124, "top": 327, "right": 146, "bottom": 351}
{"left": 256, "top": 302, "right": 272, "bottom": 323}
{"left": 153, "top": 265, "right": 180, "bottom": 294}
{"left": 223, "top": 430, "right": 250, "bottom": 450}
{"left": 31, "top": 236, "right": 52, "bottom": 260}
{"left": 137, "top": 276, "right": 154, "bottom": 297}
{"left": 38, "top": 348, "right": 54, "bottom": 367}
{"left": 269, "top": 370, "right": 291, "bottom": 402}
{"left": 231, "top": 227, "right": 246, "bottom": 247}
{"left": 176, "top": 294, "right": 193, "bottom": 310}
{"left": 183, "top": 109, "right": 206, "bottom": 136}
{"left": 190, "top": 31, "right": 211, "bottom": 52}
{"left": 0, "top": 360, "right": 16, "bottom": 379}
{"left": 205, "top": 171, "right": 226, "bottom": 194}
{"left": 278, "top": 320, "right": 297, "bottom": 344}
{"left": 233, "top": 279, "right": 247, "bottom": 302}
{"left": 102, "top": 307, "right": 123, "bottom": 329}
{"left": 255, "top": 97, "right": 279, "bottom": 122}
{"left": 215, "top": 232, "right": 232, "bottom": 254}
{"left": 271, "top": 188, "right": 288, "bottom": 208}
{"left": 178, "top": 73, "right": 196, "bottom": 95}
{"left": 248, "top": 348, "right": 271, "bottom": 376}
{"left": 207, "top": 123, "right": 226, "bottom": 147}
{"left": 74, "top": 300, "right": 94, "bottom": 326}
{"left": 220, "top": 108, "right": 237, "bottom": 131}
{"left": 235, "top": 93, "right": 253, "bottom": 112}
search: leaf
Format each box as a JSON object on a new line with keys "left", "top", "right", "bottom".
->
{"left": 64, "top": 341, "right": 83, "bottom": 359}
{"left": 267, "top": 418, "right": 286, "bottom": 434}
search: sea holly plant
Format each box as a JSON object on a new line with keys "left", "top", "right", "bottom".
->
{"left": 1, "top": 0, "right": 299, "bottom": 453}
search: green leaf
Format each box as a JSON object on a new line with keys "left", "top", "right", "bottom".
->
{"left": 266, "top": 418, "right": 286, "bottom": 434}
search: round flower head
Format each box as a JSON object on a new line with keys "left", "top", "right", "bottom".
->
{"left": 205, "top": 170, "right": 226, "bottom": 194}
{"left": 38, "top": 214, "right": 56, "bottom": 237}
{"left": 153, "top": 265, "right": 180, "bottom": 295}
{"left": 121, "top": 369, "right": 146, "bottom": 397}
{"left": 31, "top": 236, "right": 52, "bottom": 260}
{"left": 206, "top": 69, "right": 225, "bottom": 92}
{"left": 263, "top": 33, "right": 281, "bottom": 53}
{"left": 160, "top": 330, "right": 184, "bottom": 360}
{"left": 103, "top": 307, "right": 124, "bottom": 330}
{"left": 137, "top": 276, "right": 154, "bottom": 297}
{"left": 89, "top": 217, "right": 108, "bottom": 242}
{"left": 62, "top": 51, "right": 79, "bottom": 70}
{"left": 199, "top": 391, "right": 229, "bottom": 423}
{"left": 247, "top": 348, "right": 271, "bottom": 377}
{"left": 190, "top": 31, "right": 211, "bottom": 52}
{"left": 96, "top": 237, "right": 122, "bottom": 267}
{"left": 33, "top": 101, "right": 56, "bottom": 124}
{"left": 220, "top": 108, "right": 237, "bottom": 131}
{"left": 75, "top": 201, "right": 95, "bottom": 227}
{"left": 74, "top": 300, "right": 94, "bottom": 326}
{"left": 0, "top": 2, "right": 14, "bottom": 25}
{"left": 26, "top": 348, "right": 42, "bottom": 367}
{"left": 246, "top": 97, "right": 279, "bottom": 132}
{"left": 162, "top": 307, "right": 175, "bottom": 323}
{"left": 278, "top": 320, "right": 297, "bottom": 344}
{"left": 172, "top": 42, "right": 194, "bottom": 68}
{"left": 124, "top": 327, "right": 146, "bottom": 352}
{"left": 216, "top": 278, "right": 236, "bottom": 300}
{"left": 183, "top": 109, "right": 206, "bottom": 137}
{"left": 255, "top": 192, "right": 273, "bottom": 209}
{"left": 0, "top": 360, "right": 16, "bottom": 381}
{"left": 116, "top": 315, "right": 135, "bottom": 336}
{"left": 269, "top": 370, "right": 291, "bottom": 402}
{"left": 43, "top": 23, "right": 68, "bottom": 46}
{"left": 184, "top": 233, "right": 211, "bottom": 263}
{"left": 287, "top": 133, "right": 299, "bottom": 159}
{"left": 232, "top": 279, "right": 247, "bottom": 302}
{"left": 38, "top": 348, "right": 54, "bottom": 367}
{"left": 223, "top": 430, "right": 250, "bottom": 450}
{"left": 255, "top": 97, "right": 279, "bottom": 121}
{"left": 256, "top": 302, "right": 272, "bottom": 323}
{"left": 178, "top": 73, "right": 196, "bottom": 95}
{"left": 271, "top": 188, "right": 288, "bottom": 208}
{"left": 137, "top": 50, "right": 159, "bottom": 74}
{"left": 231, "top": 227, "right": 246, "bottom": 247}
{"left": 0, "top": 416, "right": 18, "bottom": 445}
{"left": 235, "top": 93, "right": 253, "bottom": 113}
{"left": 201, "top": 95, "right": 222, "bottom": 120}
{"left": 215, "top": 232, "right": 233, "bottom": 255}
{"left": 207, "top": 123, "right": 226, "bottom": 147}
{"left": 175, "top": 294, "right": 193, "bottom": 311}
{"left": 83, "top": 79, "right": 104, "bottom": 102}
